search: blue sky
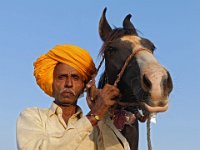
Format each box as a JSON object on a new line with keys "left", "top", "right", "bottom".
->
{"left": 0, "top": 1, "right": 199, "bottom": 150}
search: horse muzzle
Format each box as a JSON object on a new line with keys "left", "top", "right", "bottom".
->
{"left": 142, "top": 98, "right": 169, "bottom": 113}
{"left": 140, "top": 62, "right": 173, "bottom": 113}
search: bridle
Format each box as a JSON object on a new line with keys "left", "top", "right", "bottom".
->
{"left": 95, "top": 47, "right": 153, "bottom": 116}
{"left": 95, "top": 46, "right": 154, "bottom": 150}
{"left": 113, "top": 47, "right": 152, "bottom": 87}
{"left": 96, "top": 47, "right": 152, "bottom": 89}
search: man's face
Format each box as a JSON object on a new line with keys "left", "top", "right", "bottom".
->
{"left": 52, "top": 63, "right": 85, "bottom": 105}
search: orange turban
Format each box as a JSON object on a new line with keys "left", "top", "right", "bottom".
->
{"left": 34, "top": 44, "right": 96, "bottom": 97}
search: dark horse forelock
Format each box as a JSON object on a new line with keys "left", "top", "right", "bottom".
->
{"left": 97, "top": 8, "right": 173, "bottom": 150}
{"left": 99, "top": 28, "right": 139, "bottom": 56}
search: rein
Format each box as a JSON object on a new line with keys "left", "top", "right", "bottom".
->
{"left": 94, "top": 47, "right": 153, "bottom": 150}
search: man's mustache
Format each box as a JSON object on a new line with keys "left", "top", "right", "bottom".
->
{"left": 60, "top": 88, "right": 76, "bottom": 96}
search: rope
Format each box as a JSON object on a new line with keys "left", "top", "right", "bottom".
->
{"left": 96, "top": 57, "right": 105, "bottom": 73}
{"left": 147, "top": 116, "right": 152, "bottom": 150}
{"left": 95, "top": 47, "right": 153, "bottom": 150}
{"left": 114, "top": 48, "right": 152, "bottom": 87}
{"left": 114, "top": 52, "right": 135, "bottom": 86}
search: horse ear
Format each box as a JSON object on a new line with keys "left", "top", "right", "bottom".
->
{"left": 99, "top": 7, "right": 112, "bottom": 41}
{"left": 123, "top": 14, "right": 138, "bottom": 35}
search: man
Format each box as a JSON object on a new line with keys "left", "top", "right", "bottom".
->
{"left": 17, "top": 44, "right": 130, "bottom": 150}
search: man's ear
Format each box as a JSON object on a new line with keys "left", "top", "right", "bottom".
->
{"left": 79, "top": 89, "right": 84, "bottom": 98}
{"left": 52, "top": 83, "right": 55, "bottom": 97}
{"left": 79, "top": 83, "right": 86, "bottom": 97}
{"left": 52, "top": 90, "right": 55, "bottom": 98}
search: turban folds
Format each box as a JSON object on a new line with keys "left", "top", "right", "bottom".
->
{"left": 34, "top": 44, "right": 96, "bottom": 97}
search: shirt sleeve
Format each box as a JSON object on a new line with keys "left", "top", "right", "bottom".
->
{"left": 16, "top": 108, "right": 93, "bottom": 150}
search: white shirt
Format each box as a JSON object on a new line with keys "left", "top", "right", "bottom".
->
{"left": 16, "top": 102, "right": 130, "bottom": 150}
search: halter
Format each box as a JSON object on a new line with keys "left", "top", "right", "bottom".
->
{"left": 113, "top": 47, "right": 152, "bottom": 87}
{"left": 94, "top": 47, "right": 153, "bottom": 119}
{"left": 94, "top": 47, "right": 153, "bottom": 150}
{"left": 96, "top": 47, "right": 152, "bottom": 86}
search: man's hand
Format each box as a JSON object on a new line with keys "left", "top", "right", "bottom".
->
{"left": 86, "top": 84, "right": 119, "bottom": 125}
{"left": 86, "top": 81, "right": 99, "bottom": 109}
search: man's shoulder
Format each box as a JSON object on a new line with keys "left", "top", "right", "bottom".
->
{"left": 17, "top": 107, "right": 51, "bottom": 131}
{"left": 21, "top": 107, "right": 49, "bottom": 114}
{"left": 19, "top": 107, "right": 50, "bottom": 121}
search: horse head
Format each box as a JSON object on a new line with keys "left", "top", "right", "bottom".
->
{"left": 98, "top": 8, "right": 173, "bottom": 114}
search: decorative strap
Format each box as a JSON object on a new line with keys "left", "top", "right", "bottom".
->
{"left": 114, "top": 48, "right": 152, "bottom": 86}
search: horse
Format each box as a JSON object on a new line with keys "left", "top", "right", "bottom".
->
{"left": 96, "top": 8, "right": 173, "bottom": 150}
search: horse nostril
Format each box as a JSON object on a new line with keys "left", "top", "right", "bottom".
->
{"left": 163, "top": 71, "right": 173, "bottom": 95}
{"left": 166, "top": 71, "right": 173, "bottom": 94}
{"left": 142, "top": 74, "right": 152, "bottom": 91}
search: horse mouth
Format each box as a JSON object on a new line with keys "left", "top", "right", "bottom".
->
{"left": 142, "top": 99, "right": 169, "bottom": 113}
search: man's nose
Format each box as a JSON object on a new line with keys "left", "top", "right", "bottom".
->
{"left": 65, "top": 77, "right": 73, "bottom": 87}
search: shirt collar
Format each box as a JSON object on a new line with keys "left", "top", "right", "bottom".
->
{"left": 48, "top": 102, "right": 83, "bottom": 118}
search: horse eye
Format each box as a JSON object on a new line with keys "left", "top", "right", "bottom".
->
{"left": 107, "top": 46, "right": 116, "bottom": 54}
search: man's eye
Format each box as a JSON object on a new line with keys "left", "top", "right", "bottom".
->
{"left": 72, "top": 75, "right": 80, "bottom": 80}
{"left": 58, "top": 75, "right": 66, "bottom": 80}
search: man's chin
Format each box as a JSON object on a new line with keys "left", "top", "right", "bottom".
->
{"left": 55, "top": 97, "right": 77, "bottom": 106}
